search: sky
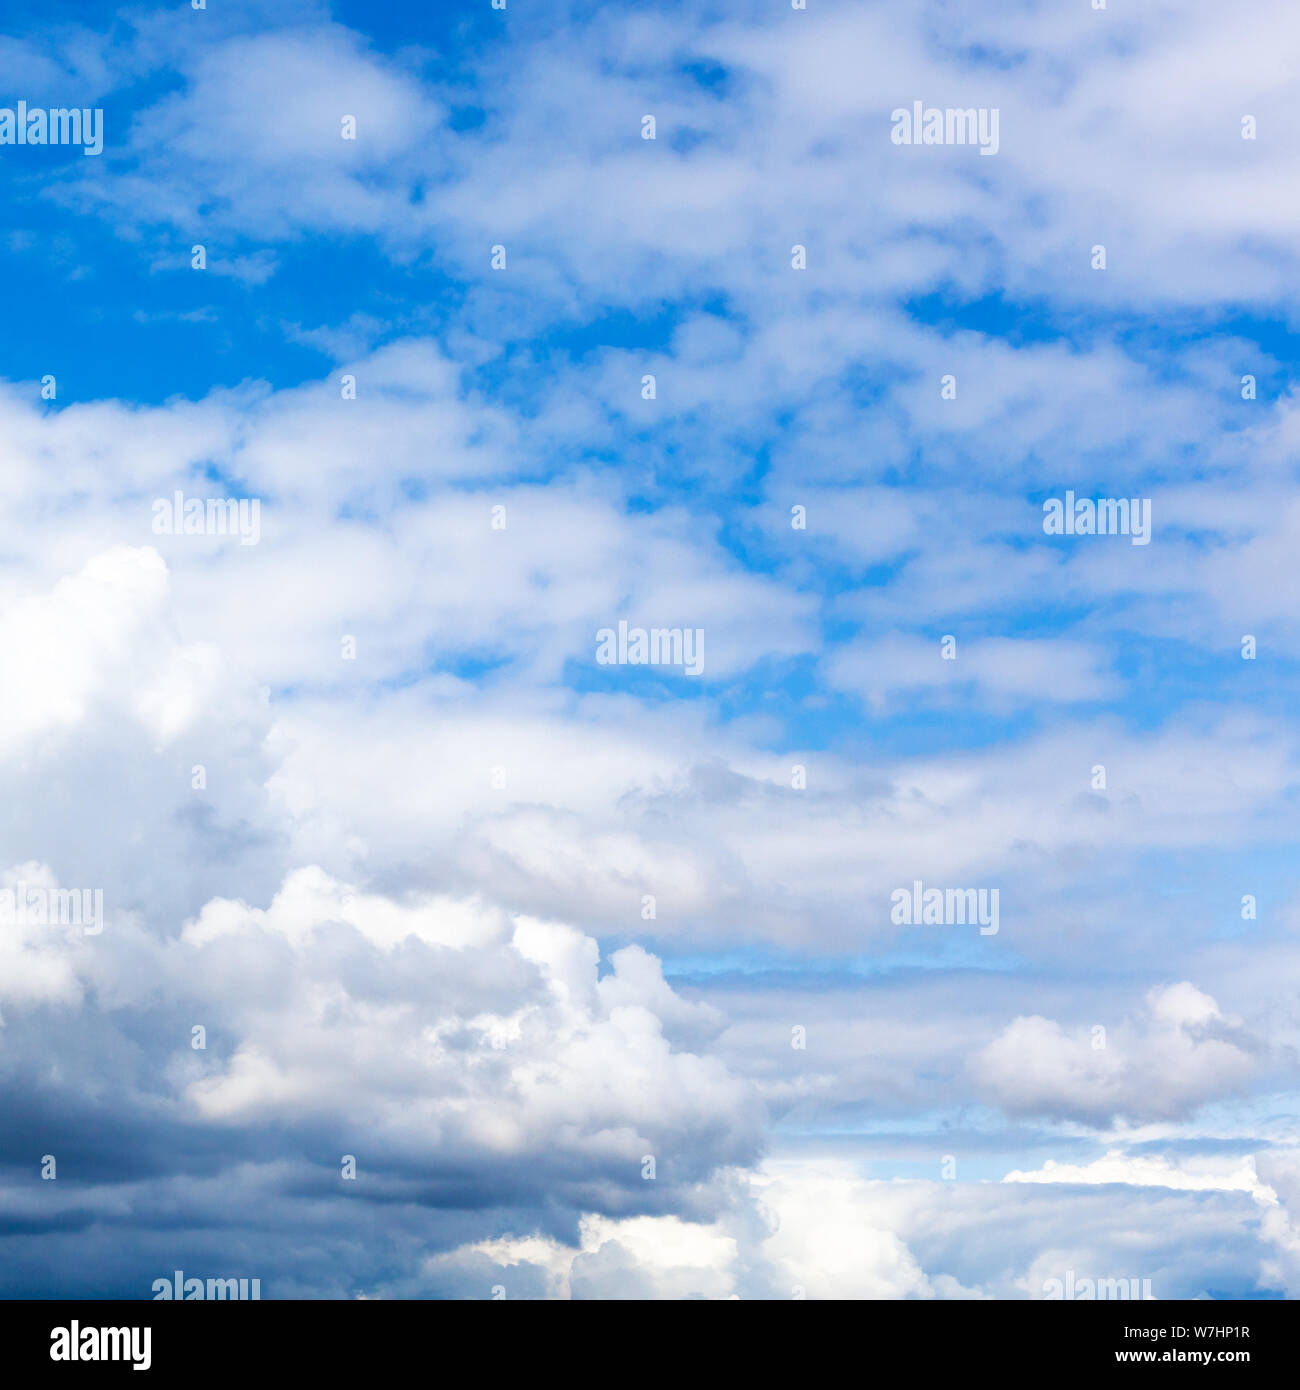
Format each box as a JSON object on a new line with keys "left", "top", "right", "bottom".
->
{"left": 0, "top": 0, "right": 1298, "bottom": 1300}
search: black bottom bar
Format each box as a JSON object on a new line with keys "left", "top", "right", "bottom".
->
{"left": 2, "top": 1298, "right": 1280, "bottom": 1375}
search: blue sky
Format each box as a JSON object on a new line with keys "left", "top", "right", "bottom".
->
{"left": 0, "top": 0, "right": 1298, "bottom": 1299}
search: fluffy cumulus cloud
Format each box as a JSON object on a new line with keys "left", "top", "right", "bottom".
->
{"left": 0, "top": 0, "right": 1297, "bottom": 1299}
{"left": 972, "top": 984, "right": 1258, "bottom": 1124}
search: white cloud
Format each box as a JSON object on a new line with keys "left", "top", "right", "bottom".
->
{"left": 973, "top": 985, "right": 1257, "bottom": 1123}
